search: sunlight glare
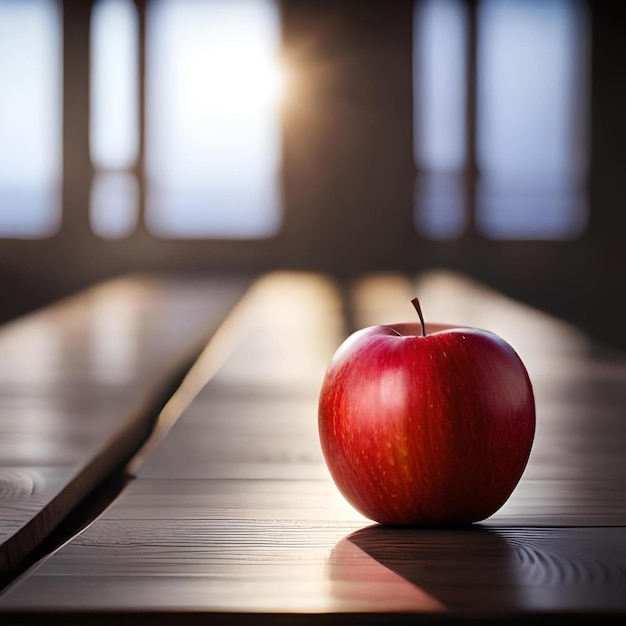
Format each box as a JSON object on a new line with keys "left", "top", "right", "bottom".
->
{"left": 179, "top": 40, "right": 287, "bottom": 117}
{"left": 146, "top": 0, "right": 284, "bottom": 238}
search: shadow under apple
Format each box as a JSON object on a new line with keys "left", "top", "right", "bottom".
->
{"left": 328, "top": 523, "right": 525, "bottom": 614}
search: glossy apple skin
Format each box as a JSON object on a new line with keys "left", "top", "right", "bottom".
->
{"left": 318, "top": 322, "right": 535, "bottom": 526}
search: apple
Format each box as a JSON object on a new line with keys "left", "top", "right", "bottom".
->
{"left": 318, "top": 298, "right": 535, "bottom": 526}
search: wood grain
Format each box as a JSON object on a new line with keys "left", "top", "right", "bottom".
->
{"left": 1, "top": 270, "right": 625, "bottom": 620}
{"left": 0, "top": 274, "right": 250, "bottom": 585}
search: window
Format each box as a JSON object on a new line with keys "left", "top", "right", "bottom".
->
{"left": 413, "top": 0, "right": 589, "bottom": 240}
{"left": 90, "top": 0, "right": 140, "bottom": 239}
{"left": 0, "top": 0, "right": 61, "bottom": 239}
{"left": 413, "top": 0, "right": 467, "bottom": 240}
{"left": 145, "top": 0, "right": 284, "bottom": 239}
{"left": 477, "top": 0, "right": 588, "bottom": 239}
{"left": 88, "top": 0, "right": 284, "bottom": 240}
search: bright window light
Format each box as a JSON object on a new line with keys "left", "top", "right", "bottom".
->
{"left": 413, "top": 0, "right": 467, "bottom": 239}
{"left": 477, "top": 0, "right": 588, "bottom": 239}
{"left": 0, "top": 0, "right": 61, "bottom": 238}
{"left": 145, "top": 0, "right": 284, "bottom": 239}
{"left": 90, "top": 172, "right": 139, "bottom": 239}
{"left": 413, "top": 0, "right": 467, "bottom": 172}
{"left": 414, "top": 174, "right": 466, "bottom": 240}
{"left": 90, "top": 0, "right": 139, "bottom": 171}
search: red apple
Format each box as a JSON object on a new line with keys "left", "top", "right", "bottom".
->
{"left": 318, "top": 298, "right": 535, "bottom": 526}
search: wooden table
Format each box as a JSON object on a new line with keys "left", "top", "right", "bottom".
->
{"left": 0, "top": 270, "right": 624, "bottom": 623}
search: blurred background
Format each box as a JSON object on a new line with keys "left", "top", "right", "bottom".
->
{"left": 1, "top": 0, "right": 625, "bottom": 350}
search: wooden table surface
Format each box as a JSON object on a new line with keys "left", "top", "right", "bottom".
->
{"left": 0, "top": 274, "right": 249, "bottom": 587}
{"left": 0, "top": 270, "right": 625, "bottom": 623}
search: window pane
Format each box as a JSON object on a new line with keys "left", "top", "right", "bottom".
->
{"left": 476, "top": 189, "right": 586, "bottom": 240}
{"left": 0, "top": 0, "right": 61, "bottom": 238}
{"left": 145, "top": 0, "right": 284, "bottom": 239}
{"left": 90, "top": 0, "right": 139, "bottom": 171}
{"left": 477, "top": 0, "right": 588, "bottom": 239}
{"left": 414, "top": 174, "right": 466, "bottom": 240}
{"left": 413, "top": 0, "right": 467, "bottom": 172}
{"left": 413, "top": 0, "right": 467, "bottom": 239}
{"left": 90, "top": 172, "right": 139, "bottom": 239}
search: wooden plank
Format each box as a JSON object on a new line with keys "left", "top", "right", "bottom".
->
{"left": 0, "top": 274, "right": 250, "bottom": 585}
{"left": 0, "top": 468, "right": 74, "bottom": 577}
{"left": 1, "top": 270, "right": 625, "bottom": 620}
{"left": 134, "top": 399, "right": 329, "bottom": 480}
{"left": 135, "top": 271, "right": 345, "bottom": 480}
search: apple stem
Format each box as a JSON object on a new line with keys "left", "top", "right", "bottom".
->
{"left": 411, "top": 297, "right": 426, "bottom": 337}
